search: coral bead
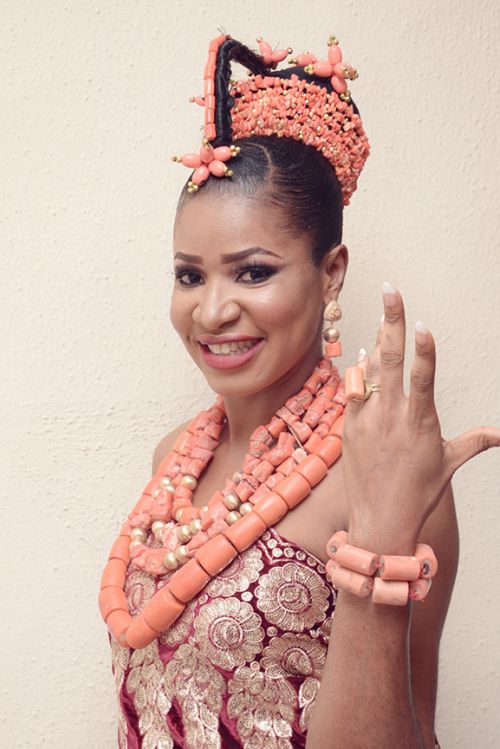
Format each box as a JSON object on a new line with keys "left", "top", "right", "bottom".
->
{"left": 181, "top": 153, "right": 202, "bottom": 169}
{"left": 328, "top": 44, "right": 342, "bottom": 65}
{"left": 191, "top": 166, "right": 210, "bottom": 186}
{"left": 314, "top": 61, "right": 334, "bottom": 77}
{"left": 331, "top": 75, "right": 348, "bottom": 94}
{"left": 208, "top": 160, "right": 227, "bottom": 177}
{"left": 213, "top": 146, "right": 233, "bottom": 162}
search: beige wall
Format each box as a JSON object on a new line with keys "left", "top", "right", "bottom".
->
{"left": 2, "top": 1, "right": 499, "bottom": 746}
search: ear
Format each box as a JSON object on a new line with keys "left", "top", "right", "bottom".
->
{"left": 320, "top": 244, "right": 349, "bottom": 303}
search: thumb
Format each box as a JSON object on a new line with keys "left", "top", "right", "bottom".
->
{"left": 445, "top": 426, "right": 500, "bottom": 474}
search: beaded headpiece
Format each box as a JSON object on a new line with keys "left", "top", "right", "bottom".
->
{"left": 172, "top": 34, "right": 370, "bottom": 205}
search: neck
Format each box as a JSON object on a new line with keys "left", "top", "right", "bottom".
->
{"left": 219, "top": 341, "right": 325, "bottom": 448}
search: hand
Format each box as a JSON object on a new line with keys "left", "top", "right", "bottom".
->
{"left": 341, "top": 282, "right": 500, "bottom": 551}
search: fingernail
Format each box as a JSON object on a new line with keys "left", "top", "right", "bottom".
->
{"left": 358, "top": 347, "right": 367, "bottom": 361}
{"left": 382, "top": 281, "right": 397, "bottom": 306}
{"left": 415, "top": 320, "right": 428, "bottom": 344}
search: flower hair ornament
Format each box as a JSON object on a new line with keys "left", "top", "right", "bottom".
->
{"left": 172, "top": 33, "right": 370, "bottom": 205}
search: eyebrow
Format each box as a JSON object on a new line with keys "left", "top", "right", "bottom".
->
{"left": 173, "top": 247, "right": 283, "bottom": 264}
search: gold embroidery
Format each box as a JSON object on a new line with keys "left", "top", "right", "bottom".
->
{"left": 125, "top": 641, "right": 174, "bottom": 749}
{"left": 227, "top": 665, "right": 297, "bottom": 748}
{"left": 125, "top": 567, "right": 156, "bottom": 615}
{"left": 159, "top": 598, "right": 196, "bottom": 647}
{"left": 111, "top": 638, "right": 131, "bottom": 748}
{"left": 298, "top": 676, "right": 321, "bottom": 733}
{"left": 166, "top": 643, "right": 226, "bottom": 749}
{"left": 194, "top": 597, "right": 265, "bottom": 670}
{"left": 255, "top": 562, "right": 330, "bottom": 632}
{"left": 205, "top": 547, "right": 264, "bottom": 597}
{"left": 261, "top": 633, "right": 326, "bottom": 679}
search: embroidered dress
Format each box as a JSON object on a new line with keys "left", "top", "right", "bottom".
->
{"left": 111, "top": 526, "right": 335, "bottom": 748}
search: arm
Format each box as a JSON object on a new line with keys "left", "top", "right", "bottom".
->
{"left": 306, "top": 482, "right": 458, "bottom": 749}
{"left": 307, "top": 280, "right": 494, "bottom": 748}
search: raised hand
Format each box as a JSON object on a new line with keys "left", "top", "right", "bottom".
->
{"left": 341, "top": 281, "right": 500, "bottom": 549}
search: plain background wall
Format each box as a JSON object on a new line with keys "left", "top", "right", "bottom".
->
{"left": 2, "top": 1, "right": 499, "bottom": 746}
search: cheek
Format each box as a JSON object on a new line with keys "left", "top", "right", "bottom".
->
{"left": 169, "top": 291, "right": 190, "bottom": 335}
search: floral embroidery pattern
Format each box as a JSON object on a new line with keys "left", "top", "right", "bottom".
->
{"left": 205, "top": 546, "right": 264, "bottom": 598}
{"left": 261, "top": 633, "right": 326, "bottom": 679}
{"left": 255, "top": 562, "right": 329, "bottom": 632}
{"left": 227, "top": 665, "right": 297, "bottom": 748}
{"left": 125, "top": 641, "right": 174, "bottom": 749}
{"left": 165, "top": 643, "right": 226, "bottom": 749}
{"left": 298, "top": 677, "right": 321, "bottom": 733}
{"left": 159, "top": 598, "right": 196, "bottom": 647}
{"left": 194, "top": 597, "right": 265, "bottom": 670}
{"left": 125, "top": 568, "right": 156, "bottom": 616}
{"left": 110, "top": 638, "right": 131, "bottom": 748}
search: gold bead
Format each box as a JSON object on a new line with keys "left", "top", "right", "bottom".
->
{"left": 304, "top": 64, "right": 314, "bottom": 74}
{"left": 171, "top": 155, "right": 181, "bottom": 163}
{"left": 200, "top": 505, "right": 209, "bottom": 515}
{"left": 324, "top": 299, "right": 342, "bottom": 322}
{"left": 328, "top": 35, "right": 339, "bottom": 46}
{"left": 151, "top": 520, "right": 165, "bottom": 535}
{"left": 175, "top": 508, "right": 185, "bottom": 522}
{"left": 323, "top": 327, "right": 340, "bottom": 343}
{"left": 225, "top": 168, "right": 234, "bottom": 177}
{"left": 288, "top": 57, "right": 297, "bottom": 65}
{"left": 163, "top": 551, "right": 179, "bottom": 570}
{"left": 223, "top": 491, "right": 240, "bottom": 510}
{"left": 232, "top": 471, "right": 242, "bottom": 483}
{"left": 153, "top": 487, "right": 162, "bottom": 497}
{"left": 175, "top": 545, "right": 189, "bottom": 562}
{"left": 190, "top": 518, "right": 202, "bottom": 534}
{"left": 130, "top": 527, "right": 147, "bottom": 542}
{"left": 240, "top": 502, "right": 253, "bottom": 515}
{"left": 180, "top": 474, "right": 198, "bottom": 490}
{"left": 177, "top": 524, "right": 193, "bottom": 543}
{"left": 129, "top": 539, "right": 144, "bottom": 550}
{"left": 160, "top": 477, "right": 174, "bottom": 490}
{"left": 226, "top": 510, "right": 242, "bottom": 525}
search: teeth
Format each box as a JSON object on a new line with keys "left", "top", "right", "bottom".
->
{"left": 206, "top": 339, "right": 258, "bottom": 355}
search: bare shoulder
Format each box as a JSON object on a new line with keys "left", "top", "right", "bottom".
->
{"left": 152, "top": 419, "right": 192, "bottom": 474}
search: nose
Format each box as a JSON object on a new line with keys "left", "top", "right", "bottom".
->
{"left": 191, "top": 278, "right": 241, "bottom": 331}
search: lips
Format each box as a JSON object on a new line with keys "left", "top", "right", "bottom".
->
{"left": 197, "top": 337, "right": 265, "bottom": 370}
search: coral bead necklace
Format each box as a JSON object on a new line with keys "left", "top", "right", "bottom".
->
{"left": 99, "top": 357, "right": 346, "bottom": 650}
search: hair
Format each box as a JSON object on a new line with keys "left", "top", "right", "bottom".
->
{"left": 176, "top": 38, "right": 361, "bottom": 267}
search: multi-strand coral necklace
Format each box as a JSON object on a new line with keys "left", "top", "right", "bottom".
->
{"left": 99, "top": 357, "right": 345, "bottom": 649}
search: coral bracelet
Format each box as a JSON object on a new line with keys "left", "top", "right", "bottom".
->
{"left": 325, "top": 531, "right": 438, "bottom": 605}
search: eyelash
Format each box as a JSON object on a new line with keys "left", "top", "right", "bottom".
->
{"left": 173, "top": 262, "right": 277, "bottom": 287}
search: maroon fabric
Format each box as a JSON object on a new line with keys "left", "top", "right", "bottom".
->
{"left": 110, "top": 526, "right": 336, "bottom": 748}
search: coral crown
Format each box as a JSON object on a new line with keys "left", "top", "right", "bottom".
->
{"left": 173, "top": 34, "right": 370, "bottom": 205}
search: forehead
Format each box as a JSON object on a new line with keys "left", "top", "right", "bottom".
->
{"left": 174, "top": 191, "right": 312, "bottom": 260}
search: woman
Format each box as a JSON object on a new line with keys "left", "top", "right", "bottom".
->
{"left": 100, "top": 34, "right": 500, "bottom": 748}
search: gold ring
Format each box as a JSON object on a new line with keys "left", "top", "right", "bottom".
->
{"left": 364, "top": 381, "right": 381, "bottom": 400}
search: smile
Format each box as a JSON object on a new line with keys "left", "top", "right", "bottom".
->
{"left": 205, "top": 339, "right": 259, "bottom": 355}
{"left": 198, "top": 338, "right": 265, "bottom": 370}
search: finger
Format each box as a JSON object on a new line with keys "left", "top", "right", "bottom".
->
{"left": 408, "top": 321, "right": 437, "bottom": 423}
{"left": 366, "top": 314, "right": 384, "bottom": 383}
{"left": 380, "top": 282, "right": 406, "bottom": 406}
{"left": 444, "top": 426, "right": 500, "bottom": 474}
{"left": 357, "top": 347, "right": 368, "bottom": 377}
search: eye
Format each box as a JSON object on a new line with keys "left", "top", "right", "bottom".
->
{"left": 236, "top": 262, "right": 277, "bottom": 284}
{"left": 174, "top": 266, "right": 203, "bottom": 287}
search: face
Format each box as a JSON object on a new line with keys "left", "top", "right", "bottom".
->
{"left": 170, "top": 190, "right": 342, "bottom": 398}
